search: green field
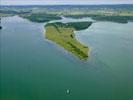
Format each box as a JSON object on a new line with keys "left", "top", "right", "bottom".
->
{"left": 45, "top": 22, "right": 92, "bottom": 60}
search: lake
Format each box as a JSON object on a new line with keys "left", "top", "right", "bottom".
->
{"left": 1, "top": 16, "right": 133, "bottom": 100}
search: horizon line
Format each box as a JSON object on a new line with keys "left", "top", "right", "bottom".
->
{"left": 1, "top": 3, "right": 133, "bottom": 6}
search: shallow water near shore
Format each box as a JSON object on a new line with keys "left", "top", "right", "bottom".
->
{"left": 1, "top": 16, "right": 133, "bottom": 100}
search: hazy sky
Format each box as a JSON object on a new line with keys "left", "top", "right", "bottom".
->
{"left": 1, "top": 0, "right": 133, "bottom": 5}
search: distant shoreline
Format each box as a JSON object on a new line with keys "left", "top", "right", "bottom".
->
{"left": 1, "top": 4, "right": 133, "bottom": 7}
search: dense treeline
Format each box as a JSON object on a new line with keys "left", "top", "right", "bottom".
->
{"left": 46, "top": 22, "right": 92, "bottom": 31}
{"left": 21, "top": 14, "right": 62, "bottom": 23}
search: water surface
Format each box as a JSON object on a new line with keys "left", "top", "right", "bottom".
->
{"left": 1, "top": 16, "right": 133, "bottom": 100}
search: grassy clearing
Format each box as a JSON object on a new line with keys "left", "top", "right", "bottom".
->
{"left": 45, "top": 22, "right": 92, "bottom": 60}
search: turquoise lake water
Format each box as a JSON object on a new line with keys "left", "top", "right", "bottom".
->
{"left": 1, "top": 16, "right": 133, "bottom": 100}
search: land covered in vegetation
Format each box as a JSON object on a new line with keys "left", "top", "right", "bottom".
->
{"left": 45, "top": 22, "right": 92, "bottom": 60}
{"left": 1, "top": 5, "right": 133, "bottom": 23}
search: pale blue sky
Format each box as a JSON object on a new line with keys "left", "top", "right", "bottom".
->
{"left": 1, "top": 0, "right": 133, "bottom": 5}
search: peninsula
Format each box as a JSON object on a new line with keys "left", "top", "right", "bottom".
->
{"left": 45, "top": 22, "right": 92, "bottom": 60}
